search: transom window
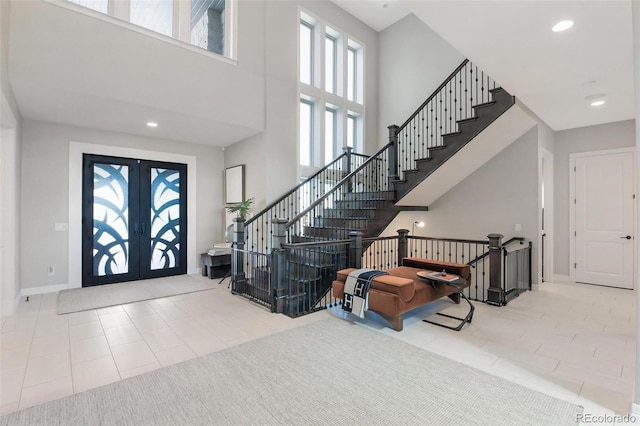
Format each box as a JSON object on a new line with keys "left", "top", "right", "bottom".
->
{"left": 63, "top": 0, "right": 234, "bottom": 58}
{"left": 298, "top": 11, "right": 365, "bottom": 169}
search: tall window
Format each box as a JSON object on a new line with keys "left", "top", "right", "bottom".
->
{"left": 64, "top": 0, "right": 234, "bottom": 58}
{"left": 299, "top": 21, "right": 314, "bottom": 86}
{"left": 325, "top": 108, "right": 337, "bottom": 161}
{"left": 299, "top": 11, "right": 365, "bottom": 168}
{"left": 325, "top": 33, "right": 337, "bottom": 94}
{"left": 299, "top": 100, "right": 313, "bottom": 166}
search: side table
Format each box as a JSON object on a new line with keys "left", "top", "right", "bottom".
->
{"left": 416, "top": 270, "right": 475, "bottom": 331}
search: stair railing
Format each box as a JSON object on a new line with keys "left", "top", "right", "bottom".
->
{"left": 243, "top": 147, "right": 368, "bottom": 255}
{"left": 391, "top": 59, "right": 497, "bottom": 179}
{"left": 285, "top": 142, "right": 395, "bottom": 242}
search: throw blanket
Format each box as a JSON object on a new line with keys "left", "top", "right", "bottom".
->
{"left": 342, "top": 269, "right": 388, "bottom": 318}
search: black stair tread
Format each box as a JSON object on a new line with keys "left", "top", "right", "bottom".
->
{"left": 442, "top": 131, "right": 462, "bottom": 138}
{"left": 457, "top": 117, "right": 479, "bottom": 124}
{"left": 472, "top": 100, "right": 497, "bottom": 110}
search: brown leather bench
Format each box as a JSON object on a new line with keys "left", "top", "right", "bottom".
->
{"left": 332, "top": 257, "right": 471, "bottom": 331}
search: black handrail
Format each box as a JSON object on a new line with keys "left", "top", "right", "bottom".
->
{"left": 285, "top": 142, "right": 393, "bottom": 228}
{"left": 397, "top": 59, "right": 469, "bottom": 132}
{"left": 245, "top": 152, "right": 347, "bottom": 226}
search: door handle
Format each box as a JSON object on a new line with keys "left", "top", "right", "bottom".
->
{"left": 133, "top": 223, "right": 139, "bottom": 236}
{"left": 621, "top": 235, "right": 632, "bottom": 240}
{"left": 141, "top": 222, "right": 146, "bottom": 236}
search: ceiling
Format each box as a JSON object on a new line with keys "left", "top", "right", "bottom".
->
{"left": 333, "top": 0, "right": 635, "bottom": 131}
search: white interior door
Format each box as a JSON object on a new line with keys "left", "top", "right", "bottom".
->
{"left": 574, "top": 150, "right": 634, "bottom": 289}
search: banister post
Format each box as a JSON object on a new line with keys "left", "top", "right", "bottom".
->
{"left": 397, "top": 229, "right": 409, "bottom": 266}
{"left": 342, "top": 146, "right": 353, "bottom": 193}
{"left": 349, "top": 230, "right": 363, "bottom": 269}
{"left": 387, "top": 125, "right": 400, "bottom": 186}
{"left": 486, "top": 233, "right": 504, "bottom": 306}
{"left": 231, "top": 217, "right": 246, "bottom": 294}
{"left": 342, "top": 146, "right": 353, "bottom": 175}
{"left": 271, "top": 218, "right": 288, "bottom": 314}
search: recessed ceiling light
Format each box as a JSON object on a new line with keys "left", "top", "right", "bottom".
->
{"left": 146, "top": 122, "right": 158, "bottom": 128}
{"left": 585, "top": 94, "right": 605, "bottom": 106}
{"left": 552, "top": 20, "right": 574, "bottom": 32}
{"left": 590, "top": 100, "right": 605, "bottom": 107}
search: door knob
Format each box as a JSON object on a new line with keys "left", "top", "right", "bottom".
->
{"left": 621, "top": 235, "right": 632, "bottom": 240}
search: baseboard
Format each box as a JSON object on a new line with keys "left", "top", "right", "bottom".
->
{"left": 553, "top": 274, "right": 572, "bottom": 283}
{"left": 21, "top": 283, "right": 69, "bottom": 297}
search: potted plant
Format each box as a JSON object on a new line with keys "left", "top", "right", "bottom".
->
{"left": 226, "top": 197, "right": 255, "bottom": 220}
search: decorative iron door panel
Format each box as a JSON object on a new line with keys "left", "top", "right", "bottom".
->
{"left": 82, "top": 155, "right": 187, "bottom": 286}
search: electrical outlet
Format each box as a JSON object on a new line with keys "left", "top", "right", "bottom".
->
{"left": 48, "top": 265, "right": 55, "bottom": 276}
{"left": 55, "top": 223, "right": 69, "bottom": 231}
{"left": 515, "top": 223, "right": 522, "bottom": 232}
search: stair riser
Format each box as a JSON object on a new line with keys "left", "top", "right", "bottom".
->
{"left": 303, "top": 227, "right": 352, "bottom": 239}
{"left": 314, "top": 218, "right": 368, "bottom": 229}
{"left": 320, "top": 209, "right": 377, "bottom": 218}
{"left": 335, "top": 199, "right": 394, "bottom": 209}
{"left": 341, "top": 191, "right": 394, "bottom": 201}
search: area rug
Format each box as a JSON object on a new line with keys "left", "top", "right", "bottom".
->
{"left": 1, "top": 316, "right": 582, "bottom": 425}
{"left": 56, "top": 275, "right": 215, "bottom": 314}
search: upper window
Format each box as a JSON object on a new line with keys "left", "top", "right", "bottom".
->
{"left": 130, "top": 0, "right": 174, "bottom": 37}
{"left": 324, "top": 32, "right": 337, "bottom": 94}
{"left": 63, "top": 0, "right": 234, "bottom": 59}
{"left": 299, "top": 11, "right": 365, "bottom": 168}
{"left": 299, "top": 21, "right": 313, "bottom": 86}
{"left": 68, "top": 0, "right": 108, "bottom": 14}
{"left": 191, "top": 0, "right": 227, "bottom": 55}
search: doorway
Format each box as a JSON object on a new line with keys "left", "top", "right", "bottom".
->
{"left": 82, "top": 154, "right": 187, "bottom": 286}
{"left": 571, "top": 148, "right": 635, "bottom": 289}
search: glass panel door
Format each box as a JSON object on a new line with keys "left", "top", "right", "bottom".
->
{"left": 82, "top": 155, "right": 187, "bottom": 286}
{"left": 139, "top": 160, "right": 187, "bottom": 280}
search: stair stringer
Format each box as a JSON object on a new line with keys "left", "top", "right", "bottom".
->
{"left": 397, "top": 101, "right": 537, "bottom": 207}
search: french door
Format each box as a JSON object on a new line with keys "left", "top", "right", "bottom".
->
{"left": 82, "top": 154, "right": 187, "bottom": 286}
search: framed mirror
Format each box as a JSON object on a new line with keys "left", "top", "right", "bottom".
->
{"left": 225, "top": 165, "right": 245, "bottom": 204}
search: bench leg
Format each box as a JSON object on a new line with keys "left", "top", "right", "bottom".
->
{"left": 378, "top": 312, "right": 403, "bottom": 332}
{"left": 423, "top": 291, "right": 475, "bottom": 331}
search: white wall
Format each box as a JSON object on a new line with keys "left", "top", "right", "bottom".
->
{"left": 382, "top": 127, "right": 540, "bottom": 283}
{"left": 20, "top": 119, "right": 223, "bottom": 291}
{"left": 225, "top": 0, "right": 379, "bottom": 207}
{"left": 378, "top": 14, "right": 465, "bottom": 149}
{"left": 553, "top": 120, "right": 636, "bottom": 276}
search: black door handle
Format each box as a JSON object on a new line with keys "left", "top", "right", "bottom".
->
{"left": 621, "top": 235, "right": 632, "bottom": 240}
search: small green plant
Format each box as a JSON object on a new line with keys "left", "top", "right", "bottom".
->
{"left": 226, "top": 197, "right": 255, "bottom": 220}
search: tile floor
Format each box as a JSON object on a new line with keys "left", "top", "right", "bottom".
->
{"left": 0, "top": 276, "right": 636, "bottom": 423}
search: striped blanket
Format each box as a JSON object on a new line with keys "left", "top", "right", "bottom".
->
{"left": 342, "top": 268, "right": 388, "bottom": 318}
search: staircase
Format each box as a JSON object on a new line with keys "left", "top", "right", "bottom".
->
{"left": 233, "top": 59, "right": 518, "bottom": 316}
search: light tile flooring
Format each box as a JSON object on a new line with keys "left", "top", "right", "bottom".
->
{"left": 0, "top": 276, "right": 636, "bottom": 422}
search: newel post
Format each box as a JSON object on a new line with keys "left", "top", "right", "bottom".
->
{"left": 271, "top": 218, "right": 288, "bottom": 314}
{"left": 486, "top": 233, "right": 505, "bottom": 306}
{"left": 349, "top": 230, "right": 363, "bottom": 269}
{"left": 231, "top": 217, "right": 246, "bottom": 294}
{"left": 387, "top": 125, "right": 400, "bottom": 185}
{"left": 397, "top": 229, "right": 409, "bottom": 266}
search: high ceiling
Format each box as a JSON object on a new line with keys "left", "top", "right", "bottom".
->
{"left": 333, "top": 0, "right": 635, "bottom": 131}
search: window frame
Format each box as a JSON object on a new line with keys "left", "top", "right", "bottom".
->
{"left": 298, "top": 9, "right": 365, "bottom": 171}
